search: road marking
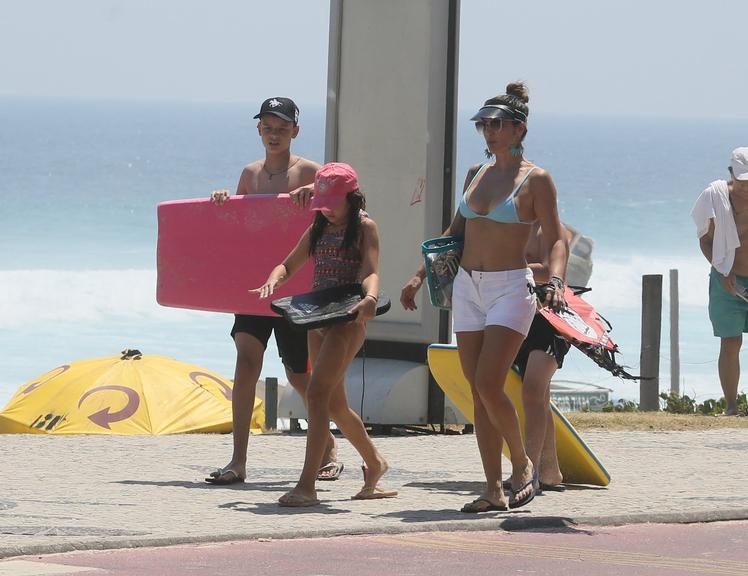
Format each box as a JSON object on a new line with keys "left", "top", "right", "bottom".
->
{"left": 375, "top": 533, "right": 748, "bottom": 575}
{"left": 0, "top": 560, "right": 99, "bottom": 575}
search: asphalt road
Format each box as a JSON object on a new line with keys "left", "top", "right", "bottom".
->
{"left": 3, "top": 520, "right": 748, "bottom": 576}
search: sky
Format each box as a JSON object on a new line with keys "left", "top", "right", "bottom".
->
{"left": 0, "top": 0, "right": 746, "bottom": 118}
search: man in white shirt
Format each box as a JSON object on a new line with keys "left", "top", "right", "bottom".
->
{"left": 693, "top": 148, "right": 748, "bottom": 415}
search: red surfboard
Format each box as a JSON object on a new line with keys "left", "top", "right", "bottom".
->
{"left": 539, "top": 286, "right": 638, "bottom": 380}
{"left": 539, "top": 287, "right": 615, "bottom": 350}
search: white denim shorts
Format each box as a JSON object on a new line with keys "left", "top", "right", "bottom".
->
{"left": 452, "top": 266, "right": 536, "bottom": 336}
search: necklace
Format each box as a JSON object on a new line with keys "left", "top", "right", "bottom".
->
{"left": 263, "top": 157, "right": 300, "bottom": 180}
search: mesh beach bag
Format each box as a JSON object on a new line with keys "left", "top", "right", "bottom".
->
{"left": 421, "top": 236, "right": 463, "bottom": 310}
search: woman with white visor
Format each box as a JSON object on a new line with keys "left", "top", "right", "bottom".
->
{"left": 402, "top": 81, "right": 567, "bottom": 511}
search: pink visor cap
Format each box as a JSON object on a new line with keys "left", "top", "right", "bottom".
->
{"left": 310, "top": 162, "right": 359, "bottom": 211}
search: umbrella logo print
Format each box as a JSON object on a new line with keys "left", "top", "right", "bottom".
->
{"left": 189, "top": 371, "right": 233, "bottom": 401}
{"left": 22, "top": 365, "right": 70, "bottom": 395}
{"left": 78, "top": 385, "right": 140, "bottom": 429}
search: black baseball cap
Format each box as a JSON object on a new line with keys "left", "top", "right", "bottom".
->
{"left": 253, "top": 97, "right": 299, "bottom": 124}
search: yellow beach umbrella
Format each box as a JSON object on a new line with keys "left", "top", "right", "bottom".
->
{"left": 0, "top": 349, "right": 264, "bottom": 435}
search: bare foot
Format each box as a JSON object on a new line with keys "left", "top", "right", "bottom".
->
{"left": 356, "top": 456, "right": 397, "bottom": 499}
{"left": 539, "top": 469, "right": 563, "bottom": 487}
{"left": 362, "top": 455, "right": 389, "bottom": 490}
{"left": 279, "top": 487, "right": 319, "bottom": 507}
{"left": 321, "top": 436, "right": 338, "bottom": 469}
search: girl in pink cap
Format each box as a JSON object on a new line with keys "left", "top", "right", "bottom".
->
{"left": 253, "top": 162, "right": 396, "bottom": 507}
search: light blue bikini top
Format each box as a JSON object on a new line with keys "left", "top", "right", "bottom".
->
{"left": 459, "top": 164, "right": 535, "bottom": 224}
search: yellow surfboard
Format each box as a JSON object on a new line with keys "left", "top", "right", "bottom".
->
{"left": 428, "top": 344, "right": 610, "bottom": 486}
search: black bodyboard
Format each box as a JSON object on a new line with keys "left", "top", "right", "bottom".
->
{"left": 271, "top": 283, "right": 390, "bottom": 330}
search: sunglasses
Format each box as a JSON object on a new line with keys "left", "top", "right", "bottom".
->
{"left": 474, "top": 119, "right": 506, "bottom": 133}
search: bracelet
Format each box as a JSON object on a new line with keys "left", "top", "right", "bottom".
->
{"left": 364, "top": 294, "right": 378, "bottom": 303}
{"left": 550, "top": 275, "right": 564, "bottom": 290}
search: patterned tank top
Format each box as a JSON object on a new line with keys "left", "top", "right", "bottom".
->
{"left": 312, "top": 219, "right": 363, "bottom": 290}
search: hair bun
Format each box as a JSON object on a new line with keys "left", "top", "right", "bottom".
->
{"left": 505, "top": 81, "right": 529, "bottom": 104}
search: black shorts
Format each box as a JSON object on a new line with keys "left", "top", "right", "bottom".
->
{"left": 514, "top": 314, "right": 571, "bottom": 377}
{"left": 231, "top": 314, "right": 309, "bottom": 374}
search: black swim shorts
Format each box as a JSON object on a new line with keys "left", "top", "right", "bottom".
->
{"left": 514, "top": 314, "right": 571, "bottom": 377}
{"left": 231, "top": 314, "right": 309, "bottom": 374}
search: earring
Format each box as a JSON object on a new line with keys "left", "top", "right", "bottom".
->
{"left": 484, "top": 148, "right": 494, "bottom": 159}
{"left": 510, "top": 144, "right": 523, "bottom": 157}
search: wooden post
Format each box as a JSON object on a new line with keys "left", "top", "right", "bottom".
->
{"left": 427, "top": 370, "right": 446, "bottom": 432}
{"left": 265, "top": 377, "right": 278, "bottom": 431}
{"left": 669, "top": 269, "right": 680, "bottom": 396}
{"left": 640, "top": 275, "right": 662, "bottom": 410}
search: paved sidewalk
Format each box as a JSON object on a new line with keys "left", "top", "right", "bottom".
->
{"left": 2, "top": 429, "right": 748, "bottom": 558}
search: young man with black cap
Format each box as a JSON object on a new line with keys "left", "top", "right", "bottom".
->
{"left": 692, "top": 147, "right": 748, "bottom": 416}
{"left": 206, "top": 97, "right": 343, "bottom": 484}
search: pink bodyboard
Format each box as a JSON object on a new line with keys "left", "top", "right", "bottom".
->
{"left": 157, "top": 194, "right": 313, "bottom": 315}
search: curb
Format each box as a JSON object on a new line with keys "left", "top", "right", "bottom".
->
{"left": 4, "top": 508, "right": 748, "bottom": 560}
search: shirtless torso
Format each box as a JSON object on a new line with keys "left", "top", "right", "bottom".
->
{"left": 729, "top": 180, "right": 748, "bottom": 276}
{"left": 237, "top": 155, "right": 319, "bottom": 197}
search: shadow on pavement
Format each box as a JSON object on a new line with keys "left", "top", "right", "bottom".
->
{"left": 405, "top": 480, "right": 607, "bottom": 495}
{"left": 113, "top": 480, "right": 295, "bottom": 491}
{"left": 499, "top": 516, "right": 595, "bottom": 535}
{"left": 370, "top": 508, "right": 595, "bottom": 535}
{"left": 404, "top": 480, "right": 485, "bottom": 496}
{"left": 218, "top": 501, "right": 351, "bottom": 515}
{"left": 369, "top": 507, "right": 529, "bottom": 523}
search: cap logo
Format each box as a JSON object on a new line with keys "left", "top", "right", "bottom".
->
{"left": 268, "top": 99, "right": 282, "bottom": 108}
{"left": 318, "top": 179, "right": 329, "bottom": 193}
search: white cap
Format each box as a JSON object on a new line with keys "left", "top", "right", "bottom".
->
{"left": 731, "top": 147, "right": 748, "bottom": 181}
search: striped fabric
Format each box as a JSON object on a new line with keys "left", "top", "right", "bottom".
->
{"left": 312, "top": 225, "right": 362, "bottom": 290}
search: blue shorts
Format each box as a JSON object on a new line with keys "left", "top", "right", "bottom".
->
{"left": 708, "top": 268, "right": 748, "bottom": 338}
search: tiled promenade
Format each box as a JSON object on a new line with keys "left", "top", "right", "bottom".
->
{"left": 2, "top": 429, "right": 747, "bottom": 558}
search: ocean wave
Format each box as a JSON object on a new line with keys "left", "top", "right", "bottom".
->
{"left": 0, "top": 269, "right": 205, "bottom": 328}
{"left": 584, "top": 254, "right": 711, "bottom": 311}
{"left": 1, "top": 257, "right": 714, "bottom": 328}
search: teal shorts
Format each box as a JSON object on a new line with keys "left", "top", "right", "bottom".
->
{"left": 709, "top": 268, "right": 748, "bottom": 338}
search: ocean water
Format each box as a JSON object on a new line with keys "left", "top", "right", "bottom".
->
{"left": 2, "top": 98, "right": 747, "bottom": 409}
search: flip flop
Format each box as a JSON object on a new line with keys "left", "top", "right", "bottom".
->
{"left": 503, "top": 474, "right": 544, "bottom": 492}
{"left": 278, "top": 492, "right": 320, "bottom": 507}
{"left": 205, "top": 468, "right": 245, "bottom": 485}
{"left": 504, "top": 479, "right": 565, "bottom": 494}
{"left": 461, "top": 497, "right": 508, "bottom": 513}
{"left": 351, "top": 485, "right": 398, "bottom": 500}
{"left": 539, "top": 482, "right": 566, "bottom": 492}
{"left": 508, "top": 469, "right": 538, "bottom": 509}
{"left": 317, "top": 461, "right": 344, "bottom": 481}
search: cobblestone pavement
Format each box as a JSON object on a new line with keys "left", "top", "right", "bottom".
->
{"left": 2, "top": 429, "right": 747, "bottom": 558}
